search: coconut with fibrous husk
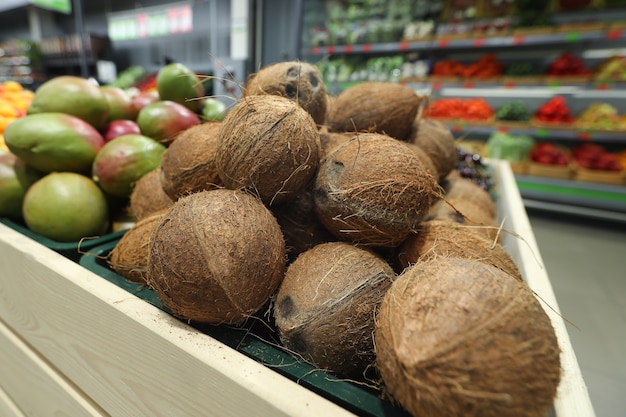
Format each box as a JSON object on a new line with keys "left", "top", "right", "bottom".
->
{"left": 270, "top": 187, "right": 335, "bottom": 263}
{"left": 402, "top": 142, "right": 438, "bottom": 179}
{"left": 243, "top": 61, "right": 328, "bottom": 126}
{"left": 396, "top": 219, "right": 521, "bottom": 280}
{"left": 274, "top": 241, "right": 396, "bottom": 379}
{"left": 313, "top": 133, "right": 440, "bottom": 247}
{"left": 425, "top": 197, "right": 500, "bottom": 241}
{"left": 326, "top": 81, "right": 424, "bottom": 140}
{"left": 406, "top": 117, "right": 457, "bottom": 181}
{"left": 319, "top": 131, "right": 354, "bottom": 160}
{"left": 160, "top": 122, "right": 222, "bottom": 201}
{"left": 127, "top": 168, "right": 174, "bottom": 221}
{"left": 441, "top": 175, "right": 497, "bottom": 218}
{"left": 147, "top": 189, "right": 286, "bottom": 325}
{"left": 216, "top": 95, "right": 321, "bottom": 205}
{"left": 375, "top": 257, "right": 561, "bottom": 417}
{"left": 109, "top": 209, "right": 167, "bottom": 285}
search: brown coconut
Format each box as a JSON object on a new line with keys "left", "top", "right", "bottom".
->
{"left": 319, "top": 131, "right": 354, "bottom": 160}
{"left": 396, "top": 220, "right": 522, "bottom": 281}
{"left": 243, "top": 61, "right": 328, "bottom": 126}
{"left": 216, "top": 95, "right": 321, "bottom": 205}
{"left": 313, "top": 133, "right": 440, "bottom": 247}
{"left": 402, "top": 142, "right": 438, "bottom": 180}
{"left": 375, "top": 257, "right": 561, "bottom": 417}
{"left": 425, "top": 197, "right": 500, "bottom": 241}
{"left": 160, "top": 122, "right": 222, "bottom": 200}
{"left": 274, "top": 241, "right": 396, "bottom": 379}
{"left": 147, "top": 189, "right": 286, "bottom": 325}
{"left": 442, "top": 175, "right": 497, "bottom": 218}
{"left": 406, "top": 117, "right": 458, "bottom": 181}
{"left": 270, "top": 187, "right": 335, "bottom": 263}
{"left": 109, "top": 210, "right": 167, "bottom": 285}
{"left": 127, "top": 168, "right": 174, "bottom": 221}
{"left": 327, "top": 81, "right": 423, "bottom": 140}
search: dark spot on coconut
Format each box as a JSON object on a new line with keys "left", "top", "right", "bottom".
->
{"left": 289, "top": 331, "right": 308, "bottom": 355}
{"left": 285, "top": 83, "right": 297, "bottom": 99}
{"left": 278, "top": 295, "right": 295, "bottom": 318}
{"left": 308, "top": 72, "right": 319, "bottom": 87}
{"left": 286, "top": 66, "right": 299, "bottom": 79}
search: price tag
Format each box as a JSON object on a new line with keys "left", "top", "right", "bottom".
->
{"left": 497, "top": 125, "right": 509, "bottom": 133}
{"left": 431, "top": 82, "right": 442, "bottom": 90}
{"left": 503, "top": 81, "right": 517, "bottom": 88}
{"left": 362, "top": 44, "right": 372, "bottom": 52}
{"left": 327, "top": 46, "right": 335, "bottom": 54}
{"left": 473, "top": 38, "right": 485, "bottom": 47}
{"left": 312, "top": 46, "right": 321, "bottom": 54}
{"left": 437, "top": 38, "right": 449, "bottom": 48}
{"left": 344, "top": 45, "right": 353, "bottom": 53}
{"left": 452, "top": 123, "right": 464, "bottom": 132}
{"left": 399, "top": 41, "right": 409, "bottom": 51}
{"left": 565, "top": 32, "right": 580, "bottom": 42}
{"left": 463, "top": 82, "right": 475, "bottom": 88}
{"left": 512, "top": 35, "right": 525, "bottom": 45}
{"left": 595, "top": 83, "right": 610, "bottom": 90}
{"left": 536, "top": 128, "right": 550, "bottom": 138}
{"left": 577, "top": 131, "right": 591, "bottom": 141}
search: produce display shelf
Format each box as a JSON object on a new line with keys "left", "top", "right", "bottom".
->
{"left": 0, "top": 217, "right": 127, "bottom": 262}
{"left": 515, "top": 174, "right": 626, "bottom": 222}
{"left": 302, "top": 27, "right": 625, "bottom": 56}
{"left": 0, "top": 162, "right": 595, "bottom": 417}
{"left": 443, "top": 120, "right": 626, "bottom": 143}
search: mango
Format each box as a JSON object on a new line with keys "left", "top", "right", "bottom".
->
{"left": 92, "top": 134, "right": 166, "bottom": 198}
{"left": 156, "top": 63, "right": 204, "bottom": 112}
{"left": 22, "top": 172, "right": 109, "bottom": 242}
{"left": 101, "top": 86, "right": 139, "bottom": 121}
{"left": 0, "top": 152, "right": 42, "bottom": 219}
{"left": 136, "top": 100, "right": 200, "bottom": 145}
{"left": 28, "top": 76, "right": 109, "bottom": 129}
{"left": 4, "top": 113, "right": 105, "bottom": 174}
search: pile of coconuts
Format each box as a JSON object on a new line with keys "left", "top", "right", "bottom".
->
{"left": 106, "top": 60, "right": 561, "bottom": 417}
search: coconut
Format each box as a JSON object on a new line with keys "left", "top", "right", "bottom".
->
{"left": 396, "top": 220, "right": 522, "bottom": 280}
{"left": 425, "top": 197, "right": 500, "bottom": 241}
{"left": 319, "top": 131, "right": 354, "bottom": 160}
{"left": 127, "top": 168, "right": 174, "bottom": 221}
{"left": 243, "top": 61, "right": 328, "bottom": 126}
{"left": 270, "top": 187, "right": 335, "bottom": 263}
{"left": 313, "top": 133, "right": 440, "bottom": 247}
{"left": 402, "top": 142, "right": 438, "bottom": 180}
{"left": 406, "top": 118, "right": 457, "bottom": 181}
{"left": 375, "top": 257, "right": 561, "bottom": 417}
{"left": 147, "top": 189, "right": 286, "bottom": 325}
{"left": 326, "top": 81, "right": 423, "bottom": 140}
{"left": 109, "top": 210, "right": 167, "bottom": 284}
{"left": 442, "top": 176, "right": 497, "bottom": 218}
{"left": 274, "top": 241, "right": 396, "bottom": 379}
{"left": 160, "top": 122, "right": 222, "bottom": 200}
{"left": 216, "top": 95, "right": 321, "bottom": 205}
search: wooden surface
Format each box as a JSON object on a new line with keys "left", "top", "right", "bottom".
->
{"left": 0, "top": 161, "right": 595, "bottom": 417}
{"left": 494, "top": 160, "right": 596, "bottom": 417}
{"left": 0, "top": 225, "right": 356, "bottom": 417}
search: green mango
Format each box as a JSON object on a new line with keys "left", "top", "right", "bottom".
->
{"left": 4, "top": 112, "right": 105, "bottom": 174}
{"left": 28, "top": 75, "right": 109, "bottom": 129}
{"left": 22, "top": 172, "right": 109, "bottom": 242}
{"left": 0, "top": 152, "right": 42, "bottom": 219}
{"left": 92, "top": 134, "right": 166, "bottom": 198}
{"left": 156, "top": 63, "right": 205, "bottom": 112}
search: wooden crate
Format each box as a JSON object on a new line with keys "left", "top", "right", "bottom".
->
{"left": 0, "top": 161, "right": 596, "bottom": 417}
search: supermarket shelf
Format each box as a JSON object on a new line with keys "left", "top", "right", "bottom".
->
{"left": 515, "top": 174, "right": 626, "bottom": 222}
{"left": 302, "top": 27, "right": 626, "bottom": 57}
{"left": 444, "top": 121, "right": 626, "bottom": 143}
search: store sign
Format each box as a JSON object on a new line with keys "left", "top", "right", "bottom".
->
{"left": 108, "top": 3, "right": 192, "bottom": 41}
{"left": 31, "top": 0, "right": 71, "bottom": 14}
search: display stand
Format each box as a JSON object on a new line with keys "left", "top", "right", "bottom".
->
{"left": 0, "top": 161, "right": 595, "bottom": 417}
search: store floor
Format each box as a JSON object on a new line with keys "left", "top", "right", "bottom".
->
{"left": 527, "top": 209, "right": 626, "bottom": 417}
